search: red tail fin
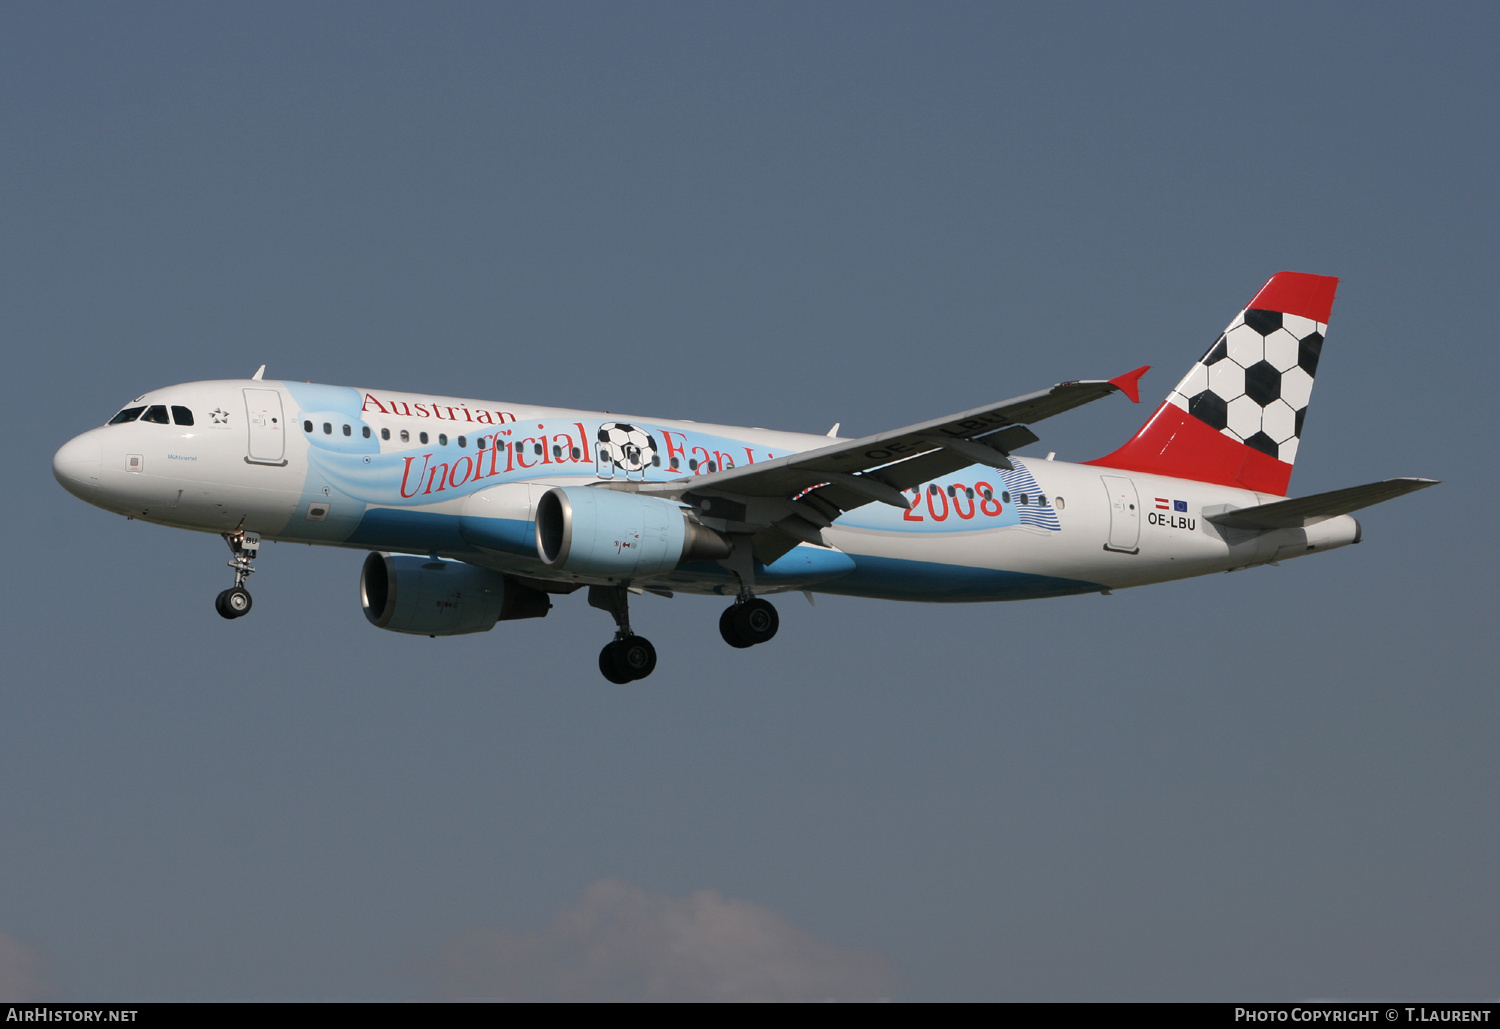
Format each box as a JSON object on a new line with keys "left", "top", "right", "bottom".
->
{"left": 1088, "top": 272, "right": 1338, "bottom": 496}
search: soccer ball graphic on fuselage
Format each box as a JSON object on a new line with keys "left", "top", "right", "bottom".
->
{"left": 52, "top": 272, "right": 1436, "bottom": 682}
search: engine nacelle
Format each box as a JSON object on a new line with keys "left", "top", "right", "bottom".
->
{"left": 535, "top": 486, "right": 730, "bottom": 578}
{"left": 360, "top": 552, "right": 550, "bottom": 636}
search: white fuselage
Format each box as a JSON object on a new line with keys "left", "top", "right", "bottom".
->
{"left": 53, "top": 379, "right": 1360, "bottom": 601}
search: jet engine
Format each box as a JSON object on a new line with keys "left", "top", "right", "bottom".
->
{"left": 360, "top": 552, "right": 550, "bottom": 636}
{"left": 535, "top": 486, "right": 730, "bottom": 578}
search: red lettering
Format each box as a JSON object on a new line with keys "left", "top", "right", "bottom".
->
{"left": 447, "top": 407, "right": 460, "bottom": 420}
{"left": 476, "top": 410, "right": 495, "bottom": 425}
{"left": 662, "top": 430, "right": 687, "bottom": 470}
{"left": 712, "top": 451, "right": 736, "bottom": 471}
{"left": 743, "top": 447, "right": 757, "bottom": 466}
{"left": 515, "top": 438, "right": 536, "bottom": 468}
{"left": 389, "top": 400, "right": 411, "bottom": 417}
{"left": 977, "top": 481, "right": 1003, "bottom": 516}
{"left": 448, "top": 455, "right": 474, "bottom": 488}
{"left": 414, "top": 404, "right": 430, "bottom": 418}
{"left": 424, "top": 462, "right": 450, "bottom": 494}
{"left": 399, "top": 454, "right": 430, "bottom": 499}
{"left": 926, "top": 487, "right": 949, "bottom": 521}
{"left": 952, "top": 483, "right": 976, "bottom": 519}
{"left": 361, "top": 393, "right": 388, "bottom": 413}
{"left": 690, "top": 446, "right": 711, "bottom": 474}
{"left": 903, "top": 489, "right": 923, "bottom": 521}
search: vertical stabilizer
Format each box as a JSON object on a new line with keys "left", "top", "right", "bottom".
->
{"left": 1088, "top": 272, "right": 1338, "bottom": 496}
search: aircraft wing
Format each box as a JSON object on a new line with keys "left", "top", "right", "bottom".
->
{"left": 625, "top": 367, "right": 1149, "bottom": 562}
{"left": 1206, "top": 477, "right": 1440, "bottom": 530}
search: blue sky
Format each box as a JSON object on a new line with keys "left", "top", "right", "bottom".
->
{"left": 2, "top": 3, "right": 1495, "bottom": 1000}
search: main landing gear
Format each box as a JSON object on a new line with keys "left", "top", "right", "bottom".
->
{"left": 719, "top": 596, "right": 779, "bottom": 649}
{"left": 215, "top": 527, "right": 260, "bottom": 620}
{"left": 589, "top": 585, "right": 658, "bottom": 684}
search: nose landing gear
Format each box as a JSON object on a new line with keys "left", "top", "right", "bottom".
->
{"left": 589, "top": 585, "right": 658, "bottom": 683}
{"left": 215, "top": 528, "right": 260, "bottom": 620}
{"left": 215, "top": 586, "right": 252, "bottom": 619}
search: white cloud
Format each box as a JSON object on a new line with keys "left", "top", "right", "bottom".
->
{"left": 0, "top": 932, "right": 46, "bottom": 1002}
{"left": 432, "top": 879, "right": 895, "bottom": 1001}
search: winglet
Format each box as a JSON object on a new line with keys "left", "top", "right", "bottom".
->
{"left": 252, "top": 364, "right": 266, "bottom": 381}
{"left": 1109, "top": 365, "right": 1150, "bottom": 404}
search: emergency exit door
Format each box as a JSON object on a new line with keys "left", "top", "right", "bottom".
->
{"left": 1100, "top": 474, "right": 1140, "bottom": 553}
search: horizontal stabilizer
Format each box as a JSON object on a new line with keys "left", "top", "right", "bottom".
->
{"left": 1206, "top": 477, "right": 1439, "bottom": 530}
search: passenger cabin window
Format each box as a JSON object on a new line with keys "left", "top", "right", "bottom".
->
{"left": 171, "top": 406, "right": 194, "bottom": 425}
{"left": 380, "top": 428, "right": 390, "bottom": 441}
{"left": 304, "top": 420, "right": 314, "bottom": 433}
{"left": 439, "top": 434, "right": 448, "bottom": 446}
{"left": 362, "top": 426, "right": 371, "bottom": 438}
{"left": 477, "top": 437, "right": 486, "bottom": 450}
{"left": 400, "top": 430, "right": 410, "bottom": 442}
{"left": 342, "top": 424, "right": 351, "bottom": 436}
{"left": 323, "top": 423, "right": 332, "bottom": 435}
{"left": 419, "top": 432, "right": 429, "bottom": 444}
{"left": 457, "top": 436, "right": 467, "bottom": 448}
{"left": 109, "top": 407, "right": 145, "bottom": 425}
{"left": 142, "top": 405, "right": 170, "bottom": 424}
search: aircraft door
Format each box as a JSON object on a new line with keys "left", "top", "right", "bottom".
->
{"left": 1100, "top": 474, "right": 1140, "bottom": 553}
{"left": 243, "top": 388, "right": 287, "bottom": 465}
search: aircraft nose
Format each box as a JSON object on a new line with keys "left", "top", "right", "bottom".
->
{"left": 53, "top": 431, "right": 103, "bottom": 497}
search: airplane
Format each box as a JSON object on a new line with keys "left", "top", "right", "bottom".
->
{"left": 52, "top": 272, "right": 1436, "bottom": 682}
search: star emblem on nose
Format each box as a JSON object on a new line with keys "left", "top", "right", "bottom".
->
{"left": 210, "top": 408, "right": 229, "bottom": 424}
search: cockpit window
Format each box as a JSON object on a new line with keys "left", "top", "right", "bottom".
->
{"left": 109, "top": 406, "right": 145, "bottom": 425}
{"left": 142, "top": 405, "right": 170, "bottom": 424}
{"left": 171, "top": 406, "right": 194, "bottom": 426}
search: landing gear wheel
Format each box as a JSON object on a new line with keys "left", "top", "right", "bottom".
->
{"left": 719, "top": 606, "right": 753, "bottom": 648}
{"left": 738, "top": 598, "right": 778, "bottom": 643}
{"left": 599, "top": 637, "right": 657, "bottom": 683}
{"left": 216, "top": 587, "right": 252, "bottom": 619}
{"left": 724, "top": 598, "right": 778, "bottom": 647}
{"left": 616, "top": 636, "right": 657, "bottom": 680}
{"left": 599, "top": 642, "right": 633, "bottom": 684}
